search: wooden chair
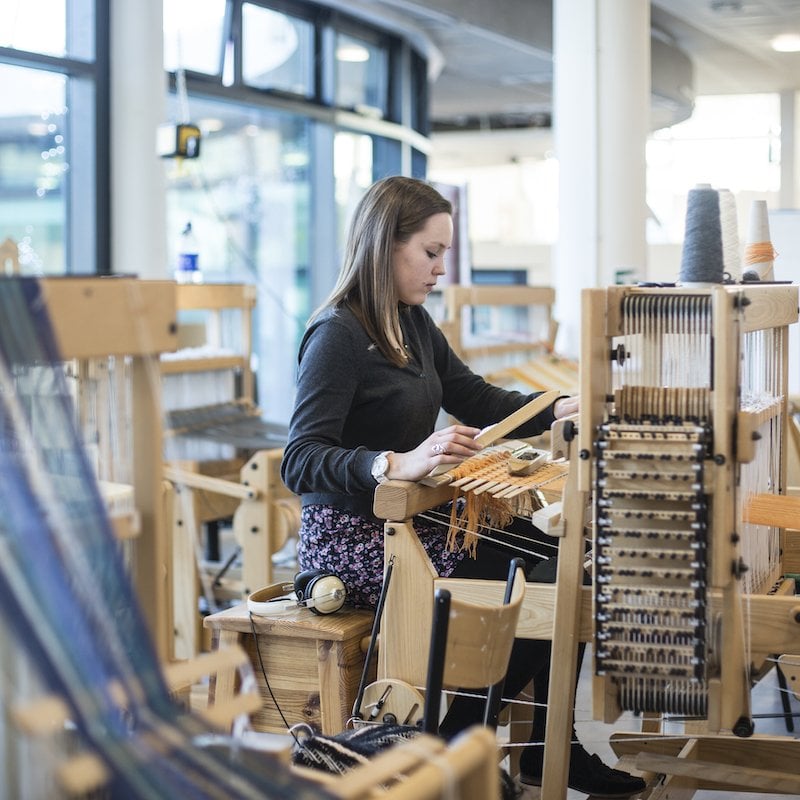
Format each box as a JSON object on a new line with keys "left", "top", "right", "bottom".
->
{"left": 422, "top": 557, "right": 526, "bottom": 734}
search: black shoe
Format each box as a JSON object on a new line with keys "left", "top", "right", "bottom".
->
{"left": 519, "top": 742, "right": 646, "bottom": 798}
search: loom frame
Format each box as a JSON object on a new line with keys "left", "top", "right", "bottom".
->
{"left": 579, "top": 283, "right": 800, "bottom": 797}
{"left": 373, "top": 418, "right": 592, "bottom": 797}
{"left": 435, "top": 283, "right": 579, "bottom": 394}
{"left": 161, "top": 283, "right": 297, "bottom": 658}
{"left": 374, "top": 282, "right": 800, "bottom": 798}
{"left": 37, "top": 277, "right": 177, "bottom": 661}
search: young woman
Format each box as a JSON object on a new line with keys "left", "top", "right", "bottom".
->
{"left": 281, "top": 176, "right": 644, "bottom": 797}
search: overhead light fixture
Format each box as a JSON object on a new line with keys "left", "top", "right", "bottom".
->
{"left": 770, "top": 33, "right": 800, "bottom": 53}
{"left": 336, "top": 43, "right": 370, "bottom": 63}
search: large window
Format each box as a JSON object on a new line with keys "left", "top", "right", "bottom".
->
{"left": 647, "top": 94, "right": 781, "bottom": 244}
{"left": 163, "top": 0, "right": 227, "bottom": 75}
{"left": 242, "top": 3, "right": 314, "bottom": 96}
{"left": 0, "top": 0, "right": 105, "bottom": 275}
{"left": 163, "top": 0, "right": 431, "bottom": 421}
{"left": 165, "top": 94, "right": 311, "bottom": 419}
{"left": 334, "top": 30, "right": 389, "bottom": 117}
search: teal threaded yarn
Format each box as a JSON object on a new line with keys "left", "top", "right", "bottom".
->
{"left": 679, "top": 186, "right": 724, "bottom": 285}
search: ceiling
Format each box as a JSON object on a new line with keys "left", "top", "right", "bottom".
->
{"left": 335, "top": 0, "right": 800, "bottom": 150}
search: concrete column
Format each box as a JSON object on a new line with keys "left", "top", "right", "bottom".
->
{"left": 552, "top": 0, "right": 650, "bottom": 357}
{"left": 110, "top": 0, "right": 168, "bottom": 278}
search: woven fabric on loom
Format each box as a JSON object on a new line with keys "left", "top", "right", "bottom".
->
{"left": 443, "top": 449, "right": 568, "bottom": 556}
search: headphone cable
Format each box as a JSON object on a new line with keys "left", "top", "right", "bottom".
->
{"left": 248, "top": 611, "right": 302, "bottom": 746}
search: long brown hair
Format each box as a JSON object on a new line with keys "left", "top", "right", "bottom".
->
{"left": 311, "top": 176, "right": 452, "bottom": 367}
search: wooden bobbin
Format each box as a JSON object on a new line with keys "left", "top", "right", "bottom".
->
{"left": 359, "top": 679, "right": 426, "bottom": 728}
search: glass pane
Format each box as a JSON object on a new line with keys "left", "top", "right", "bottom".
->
{"left": 335, "top": 32, "right": 388, "bottom": 117}
{"left": 163, "top": 0, "right": 226, "bottom": 75}
{"left": 242, "top": 4, "right": 313, "bottom": 97}
{"left": 333, "top": 131, "right": 373, "bottom": 258}
{"left": 0, "top": 0, "right": 66, "bottom": 57}
{"left": 647, "top": 94, "right": 781, "bottom": 244}
{"left": 164, "top": 95, "right": 312, "bottom": 423}
{"left": 0, "top": 64, "right": 68, "bottom": 274}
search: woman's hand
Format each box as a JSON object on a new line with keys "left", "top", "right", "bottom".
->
{"left": 386, "top": 424, "right": 482, "bottom": 482}
{"left": 554, "top": 395, "right": 579, "bottom": 419}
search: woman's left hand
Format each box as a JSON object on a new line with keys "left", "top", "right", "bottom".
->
{"left": 386, "top": 424, "right": 483, "bottom": 483}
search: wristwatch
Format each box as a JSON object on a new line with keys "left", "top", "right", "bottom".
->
{"left": 370, "top": 451, "right": 392, "bottom": 484}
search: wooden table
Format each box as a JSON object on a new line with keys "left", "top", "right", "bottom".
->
{"left": 204, "top": 603, "right": 375, "bottom": 735}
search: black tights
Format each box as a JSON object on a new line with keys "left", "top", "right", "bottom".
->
{"left": 438, "top": 518, "right": 587, "bottom": 744}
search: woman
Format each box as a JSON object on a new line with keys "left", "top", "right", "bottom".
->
{"left": 281, "top": 176, "right": 644, "bottom": 797}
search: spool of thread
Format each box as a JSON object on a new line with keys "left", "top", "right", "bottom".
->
{"left": 744, "top": 199, "right": 776, "bottom": 281}
{"left": 718, "top": 188, "right": 741, "bottom": 281}
{"left": 679, "top": 185, "right": 724, "bottom": 285}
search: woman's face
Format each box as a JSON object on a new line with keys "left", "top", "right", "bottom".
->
{"left": 392, "top": 212, "right": 453, "bottom": 305}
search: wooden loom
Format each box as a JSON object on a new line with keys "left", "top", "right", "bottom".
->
{"left": 39, "top": 276, "right": 178, "bottom": 660}
{"left": 375, "top": 282, "right": 800, "bottom": 798}
{"left": 161, "top": 283, "right": 298, "bottom": 658}
{"left": 579, "top": 283, "right": 800, "bottom": 796}
{"left": 436, "top": 283, "right": 579, "bottom": 395}
{"left": 1, "top": 277, "right": 504, "bottom": 800}
{"left": 373, "top": 395, "right": 591, "bottom": 797}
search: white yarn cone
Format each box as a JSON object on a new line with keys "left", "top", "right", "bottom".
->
{"left": 718, "top": 189, "right": 741, "bottom": 280}
{"left": 744, "top": 200, "right": 775, "bottom": 281}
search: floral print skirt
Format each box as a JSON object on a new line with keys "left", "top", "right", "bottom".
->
{"left": 297, "top": 504, "right": 467, "bottom": 609}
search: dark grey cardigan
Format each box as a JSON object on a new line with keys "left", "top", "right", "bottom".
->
{"left": 280, "top": 303, "right": 557, "bottom": 520}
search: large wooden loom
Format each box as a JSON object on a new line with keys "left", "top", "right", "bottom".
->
{"left": 0, "top": 277, "right": 504, "bottom": 800}
{"left": 375, "top": 282, "right": 800, "bottom": 798}
{"left": 38, "top": 276, "right": 178, "bottom": 660}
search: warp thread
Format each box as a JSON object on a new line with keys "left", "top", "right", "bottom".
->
{"left": 445, "top": 451, "right": 514, "bottom": 557}
{"left": 679, "top": 185, "right": 725, "bottom": 285}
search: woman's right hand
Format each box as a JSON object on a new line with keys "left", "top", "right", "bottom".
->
{"left": 386, "top": 424, "right": 482, "bottom": 482}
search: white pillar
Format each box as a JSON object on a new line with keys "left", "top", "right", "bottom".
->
{"left": 552, "top": 0, "right": 650, "bottom": 357}
{"left": 110, "top": 0, "right": 168, "bottom": 278}
{"left": 780, "top": 90, "right": 797, "bottom": 209}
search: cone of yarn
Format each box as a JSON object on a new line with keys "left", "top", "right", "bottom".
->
{"left": 744, "top": 199, "right": 776, "bottom": 281}
{"left": 718, "top": 188, "right": 741, "bottom": 280}
{"left": 679, "top": 185, "right": 724, "bottom": 285}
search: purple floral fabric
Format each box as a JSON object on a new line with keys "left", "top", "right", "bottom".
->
{"left": 298, "top": 505, "right": 467, "bottom": 609}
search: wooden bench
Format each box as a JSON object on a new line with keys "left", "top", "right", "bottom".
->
{"left": 204, "top": 602, "right": 375, "bottom": 735}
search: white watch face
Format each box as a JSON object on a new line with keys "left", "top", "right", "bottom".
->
{"left": 372, "top": 453, "right": 389, "bottom": 481}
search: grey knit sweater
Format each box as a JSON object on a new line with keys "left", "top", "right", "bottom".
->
{"left": 280, "top": 303, "right": 557, "bottom": 520}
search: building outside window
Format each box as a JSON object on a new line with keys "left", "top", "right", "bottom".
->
{"left": 0, "top": 0, "right": 105, "bottom": 275}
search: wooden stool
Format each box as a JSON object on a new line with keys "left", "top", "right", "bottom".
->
{"left": 204, "top": 603, "right": 375, "bottom": 735}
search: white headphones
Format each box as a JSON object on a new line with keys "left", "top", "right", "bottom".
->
{"left": 247, "top": 583, "right": 298, "bottom": 617}
{"left": 247, "top": 570, "right": 347, "bottom": 617}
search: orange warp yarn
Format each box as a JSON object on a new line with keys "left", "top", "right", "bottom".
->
{"left": 743, "top": 241, "right": 777, "bottom": 265}
{"left": 446, "top": 451, "right": 514, "bottom": 558}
